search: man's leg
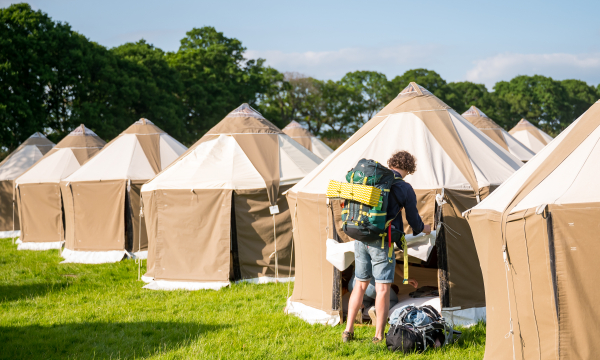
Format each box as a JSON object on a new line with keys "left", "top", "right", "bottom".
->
{"left": 344, "top": 279, "right": 369, "bottom": 334}
{"left": 374, "top": 282, "right": 391, "bottom": 340}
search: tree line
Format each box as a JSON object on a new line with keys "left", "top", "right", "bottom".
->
{"left": 2, "top": 4, "right": 599, "bottom": 157}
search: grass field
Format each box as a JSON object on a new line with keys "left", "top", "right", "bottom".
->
{"left": 0, "top": 238, "right": 485, "bottom": 359}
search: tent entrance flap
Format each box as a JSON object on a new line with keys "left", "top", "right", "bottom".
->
{"left": 72, "top": 180, "right": 126, "bottom": 251}
{"left": 18, "top": 183, "right": 62, "bottom": 243}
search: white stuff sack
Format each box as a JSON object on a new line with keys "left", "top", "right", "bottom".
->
{"left": 325, "top": 239, "right": 356, "bottom": 271}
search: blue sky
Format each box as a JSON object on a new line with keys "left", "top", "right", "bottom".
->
{"left": 4, "top": 0, "right": 600, "bottom": 88}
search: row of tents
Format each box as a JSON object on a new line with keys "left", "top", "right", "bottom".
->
{"left": 3, "top": 82, "right": 586, "bottom": 359}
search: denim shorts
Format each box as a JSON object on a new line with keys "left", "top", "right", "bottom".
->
{"left": 354, "top": 239, "right": 396, "bottom": 284}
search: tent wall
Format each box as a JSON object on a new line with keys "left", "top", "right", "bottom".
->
{"left": 0, "top": 180, "right": 17, "bottom": 232}
{"left": 146, "top": 189, "right": 232, "bottom": 282}
{"left": 233, "top": 185, "right": 294, "bottom": 280}
{"left": 17, "top": 183, "right": 62, "bottom": 242}
{"left": 142, "top": 191, "right": 158, "bottom": 278}
{"left": 468, "top": 209, "right": 515, "bottom": 359}
{"left": 130, "top": 181, "right": 148, "bottom": 252}
{"left": 551, "top": 203, "right": 600, "bottom": 359}
{"left": 67, "top": 180, "right": 127, "bottom": 251}
{"left": 288, "top": 191, "right": 336, "bottom": 314}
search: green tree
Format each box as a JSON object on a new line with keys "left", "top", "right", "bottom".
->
{"left": 111, "top": 40, "right": 186, "bottom": 142}
{"left": 0, "top": 3, "right": 83, "bottom": 147}
{"left": 493, "top": 75, "right": 571, "bottom": 135}
{"left": 561, "top": 79, "right": 598, "bottom": 122}
{"left": 340, "top": 71, "right": 389, "bottom": 122}
{"left": 386, "top": 68, "right": 461, "bottom": 109}
{"left": 168, "top": 27, "right": 270, "bottom": 139}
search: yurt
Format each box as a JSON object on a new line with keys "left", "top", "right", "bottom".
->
{"left": 0, "top": 133, "right": 54, "bottom": 238}
{"left": 285, "top": 83, "right": 524, "bottom": 326}
{"left": 508, "top": 118, "right": 554, "bottom": 153}
{"left": 141, "top": 104, "right": 322, "bottom": 290}
{"left": 282, "top": 120, "right": 334, "bottom": 160}
{"left": 465, "top": 100, "right": 600, "bottom": 359}
{"left": 59, "top": 119, "right": 187, "bottom": 263}
{"left": 15, "top": 125, "right": 106, "bottom": 250}
{"left": 462, "top": 106, "right": 535, "bottom": 162}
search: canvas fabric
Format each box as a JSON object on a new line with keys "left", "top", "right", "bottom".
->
{"left": 283, "top": 121, "right": 314, "bottom": 151}
{"left": 0, "top": 180, "right": 17, "bottom": 232}
{"left": 467, "top": 101, "right": 600, "bottom": 359}
{"left": 234, "top": 186, "right": 294, "bottom": 279}
{"left": 16, "top": 183, "right": 62, "bottom": 242}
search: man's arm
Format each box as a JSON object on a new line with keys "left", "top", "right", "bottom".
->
{"left": 404, "top": 185, "right": 425, "bottom": 236}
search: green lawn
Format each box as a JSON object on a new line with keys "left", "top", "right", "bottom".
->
{"left": 0, "top": 238, "right": 485, "bottom": 359}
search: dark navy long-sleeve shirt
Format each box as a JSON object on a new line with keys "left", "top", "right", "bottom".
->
{"left": 386, "top": 170, "right": 425, "bottom": 236}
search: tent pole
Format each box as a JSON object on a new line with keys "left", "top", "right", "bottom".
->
{"left": 272, "top": 214, "right": 278, "bottom": 282}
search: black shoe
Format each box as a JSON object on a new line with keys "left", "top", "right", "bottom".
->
{"left": 342, "top": 331, "right": 354, "bottom": 343}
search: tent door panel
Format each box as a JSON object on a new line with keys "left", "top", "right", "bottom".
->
{"left": 0, "top": 180, "right": 18, "bottom": 231}
{"left": 72, "top": 181, "right": 126, "bottom": 251}
{"left": 19, "top": 184, "right": 62, "bottom": 242}
{"left": 230, "top": 192, "right": 242, "bottom": 281}
{"left": 154, "top": 189, "right": 231, "bottom": 282}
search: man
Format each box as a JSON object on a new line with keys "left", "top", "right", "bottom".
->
{"left": 342, "top": 151, "right": 431, "bottom": 344}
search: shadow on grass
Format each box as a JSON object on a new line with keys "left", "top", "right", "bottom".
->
{"left": 0, "top": 283, "right": 69, "bottom": 302}
{"left": 0, "top": 321, "right": 226, "bottom": 359}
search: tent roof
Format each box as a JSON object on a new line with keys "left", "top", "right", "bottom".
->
{"left": 290, "top": 82, "right": 523, "bottom": 195}
{"left": 462, "top": 106, "right": 535, "bottom": 162}
{"left": 283, "top": 120, "right": 314, "bottom": 138}
{"left": 142, "top": 104, "right": 322, "bottom": 205}
{"left": 472, "top": 100, "right": 600, "bottom": 213}
{"left": 0, "top": 132, "right": 55, "bottom": 181}
{"left": 16, "top": 124, "right": 107, "bottom": 184}
{"left": 282, "top": 121, "right": 334, "bottom": 160}
{"left": 205, "top": 104, "right": 282, "bottom": 135}
{"left": 63, "top": 119, "right": 187, "bottom": 182}
{"left": 508, "top": 118, "right": 554, "bottom": 153}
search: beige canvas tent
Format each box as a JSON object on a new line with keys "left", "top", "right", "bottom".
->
{"left": 462, "top": 106, "right": 535, "bottom": 162}
{"left": 0, "top": 133, "right": 54, "bottom": 238}
{"left": 285, "top": 83, "right": 524, "bottom": 326}
{"left": 59, "top": 119, "right": 187, "bottom": 264}
{"left": 508, "top": 118, "right": 554, "bottom": 153}
{"left": 282, "top": 120, "right": 334, "bottom": 160}
{"left": 465, "top": 100, "right": 600, "bottom": 359}
{"left": 141, "top": 104, "right": 322, "bottom": 290}
{"left": 15, "top": 125, "right": 106, "bottom": 250}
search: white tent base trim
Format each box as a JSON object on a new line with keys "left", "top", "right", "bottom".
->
{"left": 442, "top": 307, "right": 486, "bottom": 327}
{"left": 143, "top": 280, "right": 230, "bottom": 291}
{"left": 60, "top": 248, "right": 127, "bottom": 264}
{"left": 131, "top": 251, "right": 148, "bottom": 260}
{"left": 236, "top": 276, "right": 294, "bottom": 284}
{"left": 141, "top": 275, "right": 154, "bottom": 283}
{"left": 285, "top": 298, "right": 341, "bottom": 325}
{"left": 0, "top": 230, "right": 20, "bottom": 238}
{"left": 17, "top": 241, "right": 64, "bottom": 251}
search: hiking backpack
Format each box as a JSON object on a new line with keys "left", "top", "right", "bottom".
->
{"left": 386, "top": 305, "right": 458, "bottom": 353}
{"left": 327, "top": 159, "right": 401, "bottom": 241}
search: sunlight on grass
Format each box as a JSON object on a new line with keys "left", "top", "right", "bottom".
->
{"left": 0, "top": 238, "right": 485, "bottom": 359}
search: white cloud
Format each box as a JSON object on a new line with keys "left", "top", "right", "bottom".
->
{"left": 246, "top": 44, "right": 446, "bottom": 80}
{"left": 466, "top": 53, "right": 600, "bottom": 89}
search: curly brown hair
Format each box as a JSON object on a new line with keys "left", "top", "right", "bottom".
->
{"left": 387, "top": 151, "right": 417, "bottom": 175}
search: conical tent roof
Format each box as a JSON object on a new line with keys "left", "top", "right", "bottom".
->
{"left": 462, "top": 106, "right": 535, "bottom": 162}
{"left": 508, "top": 118, "right": 554, "bottom": 153}
{"left": 465, "top": 101, "right": 600, "bottom": 360}
{"left": 140, "top": 104, "right": 322, "bottom": 289}
{"left": 286, "top": 82, "right": 523, "bottom": 326}
{"left": 282, "top": 121, "right": 334, "bottom": 160}
{"left": 0, "top": 132, "right": 54, "bottom": 235}
{"left": 0, "top": 132, "right": 55, "bottom": 181}
{"left": 59, "top": 119, "right": 187, "bottom": 263}
{"left": 17, "top": 124, "right": 106, "bottom": 185}
{"left": 64, "top": 118, "right": 187, "bottom": 182}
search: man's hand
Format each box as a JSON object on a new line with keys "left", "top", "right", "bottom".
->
{"left": 408, "top": 278, "right": 419, "bottom": 288}
{"left": 423, "top": 224, "right": 431, "bottom": 235}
